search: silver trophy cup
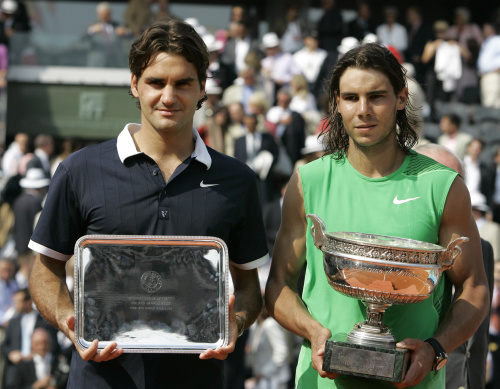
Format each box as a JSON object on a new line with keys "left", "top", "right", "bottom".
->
{"left": 307, "top": 214, "right": 468, "bottom": 382}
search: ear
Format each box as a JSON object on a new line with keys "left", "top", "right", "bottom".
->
{"left": 397, "top": 87, "right": 408, "bottom": 110}
{"left": 131, "top": 74, "right": 139, "bottom": 98}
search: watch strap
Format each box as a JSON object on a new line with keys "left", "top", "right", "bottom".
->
{"left": 424, "top": 337, "right": 447, "bottom": 370}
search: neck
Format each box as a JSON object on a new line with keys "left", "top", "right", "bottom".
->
{"left": 346, "top": 137, "right": 406, "bottom": 178}
{"left": 132, "top": 125, "right": 195, "bottom": 179}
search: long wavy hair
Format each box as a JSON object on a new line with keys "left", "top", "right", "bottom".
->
{"left": 128, "top": 19, "right": 210, "bottom": 110}
{"left": 321, "top": 43, "right": 419, "bottom": 159}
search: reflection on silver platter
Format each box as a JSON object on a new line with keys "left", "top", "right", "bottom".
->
{"left": 74, "top": 235, "right": 229, "bottom": 353}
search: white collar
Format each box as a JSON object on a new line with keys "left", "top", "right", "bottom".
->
{"left": 116, "top": 124, "right": 212, "bottom": 170}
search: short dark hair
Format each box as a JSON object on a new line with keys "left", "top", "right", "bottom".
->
{"left": 442, "top": 112, "right": 461, "bottom": 127}
{"left": 15, "top": 288, "right": 31, "bottom": 301}
{"left": 128, "top": 19, "right": 210, "bottom": 109}
{"left": 321, "top": 42, "right": 418, "bottom": 159}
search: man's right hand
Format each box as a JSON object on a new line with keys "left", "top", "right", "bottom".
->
{"left": 8, "top": 350, "right": 22, "bottom": 364}
{"left": 66, "top": 315, "right": 123, "bottom": 362}
{"left": 311, "top": 326, "right": 340, "bottom": 380}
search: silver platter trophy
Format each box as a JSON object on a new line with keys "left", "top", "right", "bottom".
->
{"left": 307, "top": 214, "right": 468, "bottom": 382}
{"left": 74, "top": 235, "right": 229, "bottom": 353}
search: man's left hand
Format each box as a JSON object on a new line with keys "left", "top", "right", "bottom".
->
{"left": 393, "top": 338, "right": 435, "bottom": 388}
{"left": 199, "top": 294, "right": 237, "bottom": 360}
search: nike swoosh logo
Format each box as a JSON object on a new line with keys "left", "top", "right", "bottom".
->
{"left": 200, "top": 180, "right": 219, "bottom": 188}
{"left": 393, "top": 195, "right": 420, "bottom": 205}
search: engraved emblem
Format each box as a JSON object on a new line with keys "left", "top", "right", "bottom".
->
{"left": 140, "top": 271, "right": 162, "bottom": 293}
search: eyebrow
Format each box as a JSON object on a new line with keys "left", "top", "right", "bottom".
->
{"left": 339, "top": 89, "right": 389, "bottom": 97}
{"left": 144, "top": 76, "right": 197, "bottom": 85}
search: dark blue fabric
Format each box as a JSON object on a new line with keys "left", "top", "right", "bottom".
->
{"left": 31, "top": 139, "right": 268, "bottom": 389}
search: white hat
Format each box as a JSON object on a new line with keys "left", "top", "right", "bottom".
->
{"left": 337, "top": 37, "right": 359, "bottom": 55}
{"left": 203, "top": 34, "right": 223, "bottom": 53}
{"left": 301, "top": 135, "right": 325, "bottom": 155}
{"left": 362, "top": 33, "right": 378, "bottom": 44}
{"left": 20, "top": 168, "right": 50, "bottom": 189}
{"left": 1, "top": 0, "right": 18, "bottom": 13}
{"left": 262, "top": 32, "right": 280, "bottom": 49}
{"left": 470, "top": 191, "right": 490, "bottom": 213}
{"left": 402, "top": 62, "right": 416, "bottom": 77}
{"left": 205, "top": 78, "right": 222, "bottom": 95}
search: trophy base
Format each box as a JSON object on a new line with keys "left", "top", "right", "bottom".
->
{"left": 322, "top": 333, "right": 410, "bottom": 382}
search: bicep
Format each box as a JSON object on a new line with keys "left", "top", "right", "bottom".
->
{"left": 439, "top": 177, "right": 486, "bottom": 290}
{"left": 269, "top": 170, "right": 307, "bottom": 287}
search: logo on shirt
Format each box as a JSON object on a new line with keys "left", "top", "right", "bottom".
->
{"left": 393, "top": 195, "right": 421, "bottom": 205}
{"left": 200, "top": 180, "right": 219, "bottom": 188}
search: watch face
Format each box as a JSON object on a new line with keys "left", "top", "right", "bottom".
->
{"left": 435, "top": 357, "right": 447, "bottom": 371}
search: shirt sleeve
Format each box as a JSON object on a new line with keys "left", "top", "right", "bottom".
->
{"left": 29, "top": 163, "right": 85, "bottom": 260}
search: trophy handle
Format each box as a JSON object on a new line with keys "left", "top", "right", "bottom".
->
{"left": 306, "top": 214, "right": 327, "bottom": 249}
{"left": 440, "top": 237, "right": 469, "bottom": 271}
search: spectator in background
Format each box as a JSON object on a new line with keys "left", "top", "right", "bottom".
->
{"left": 316, "top": 0, "right": 345, "bottom": 53}
{"left": 203, "top": 34, "right": 224, "bottom": 89}
{"left": 421, "top": 20, "right": 461, "bottom": 118}
{"left": 1, "top": 288, "right": 60, "bottom": 389}
{"left": 376, "top": 6, "right": 408, "bottom": 57}
{"left": 26, "top": 134, "right": 54, "bottom": 178}
{"left": 446, "top": 6, "right": 483, "bottom": 103}
{"left": 225, "top": 102, "right": 246, "bottom": 157}
{"left": 220, "top": 21, "right": 260, "bottom": 90}
{"left": 86, "top": 2, "right": 132, "bottom": 68}
{"left": 477, "top": 21, "right": 500, "bottom": 109}
{"left": 405, "top": 5, "right": 433, "bottom": 86}
{"left": 273, "top": 2, "right": 305, "bottom": 54}
{"left": 260, "top": 32, "right": 301, "bottom": 103}
{"left": 470, "top": 192, "right": 500, "bottom": 263}
{"left": 346, "top": 1, "right": 374, "bottom": 41}
{"left": 0, "top": 0, "right": 31, "bottom": 52}
{"left": 234, "top": 113, "right": 279, "bottom": 205}
{"left": 12, "top": 168, "right": 50, "bottom": 256}
{"left": 50, "top": 138, "right": 83, "bottom": 177}
{"left": 15, "top": 251, "right": 35, "bottom": 289}
{"left": 463, "top": 138, "right": 489, "bottom": 199}
{"left": 246, "top": 304, "right": 291, "bottom": 389}
{"left": 222, "top": 66, "right": 268, "bottom": 115}
{"left": 266, "top": 88, "right": 306, "bottom": 167}
{"left": 403, "top": 62, "right": 429, "bottom": 146}
{"left": 193, "top": 79, "right": 223, "bottom": 140}
{"left": 11, "top": 328, "right": 69, "bottom": 389}
{"left": 0, "top": 258, "right": 18, "bottom": 326}
{"left": 292, "top": 30, "right": 328, "bottom": 97}
{"left": 198, "top": 106, "right": 229, "bottom": 154}
{"left": 289, "top": 74, "right": 317, "bottom": 115}
{"left": 124, "top": 0, "right": 153, "bottom": 37}
{"left": 437, "top": 112, "right": 472, "bottom": 160}
{"left": 1, "top": 133, "right": 29, "bottom": 178}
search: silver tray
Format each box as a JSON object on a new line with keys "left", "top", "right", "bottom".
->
{"left": 74, "top": 235, "right": 229, "bottom": 353}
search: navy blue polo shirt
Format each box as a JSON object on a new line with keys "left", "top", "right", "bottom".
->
{"left": 29, "top": 124, "right": 269, "bottom": 269}
{"left": 28, "top": 124, "right": 269, "bottom": 389}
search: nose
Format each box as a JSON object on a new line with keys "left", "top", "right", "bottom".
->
{"left": 357, "top": 97, "right": 372, "bottom": 117}
{"left": 161, "top": 85, "right": 176, "bottom": 105}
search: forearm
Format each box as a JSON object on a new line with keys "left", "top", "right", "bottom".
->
{"left": 434, "top": 282, "right": 490, "bottom": 352}
{"left": 265, "top": 276, "right": 323, "bottom": 342}
{"left": 231, "top": 266, "right": 262, "bottom": 330}
{"left": 29, "top": 254, "right": 73, "bottom": 336}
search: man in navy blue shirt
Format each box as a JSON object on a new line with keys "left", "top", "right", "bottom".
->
{"left": 28, "top": 19, "right": 269, "bottom": 389}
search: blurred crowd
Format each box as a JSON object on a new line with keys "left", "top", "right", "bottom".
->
{"left": 1, "top": 0, "right": 500, "bottom": 388}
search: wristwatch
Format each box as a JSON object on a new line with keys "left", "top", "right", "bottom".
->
{"left": 424, "top": 338, "right": 448, "bottom": 371}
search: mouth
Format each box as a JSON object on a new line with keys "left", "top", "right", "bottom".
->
{"left": 355, "top": 124, "right": 376, "bottom": 132}
{"left": 157, "top": 108, "right": 181, "bottom": 117}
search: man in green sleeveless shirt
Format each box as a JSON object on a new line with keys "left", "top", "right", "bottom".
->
{"left": 265, "top": 43, "right": 489, "bottom": 388}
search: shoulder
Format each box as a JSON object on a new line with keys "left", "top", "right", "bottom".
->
{"left": 60, "top": 139, "right": 117, "bottom": 171}
{"left": 207, "top": 147, "right": 255, "bottom": 178}
{"left": 402, "top": 151, "right": 457, "bottom": 177}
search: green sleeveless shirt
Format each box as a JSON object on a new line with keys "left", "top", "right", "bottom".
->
{"left": 296, "top": 151, "right": 458, "bottom": 389}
